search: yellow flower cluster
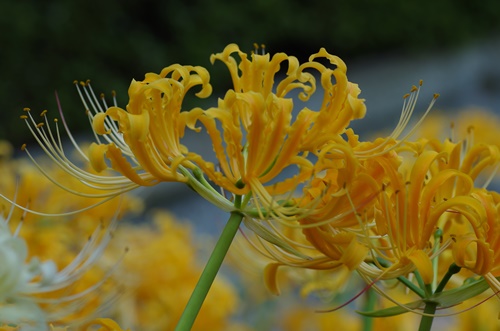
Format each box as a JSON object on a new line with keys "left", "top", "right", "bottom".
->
{"left": 13, "top": 43, "right": 500, "bottom": 327}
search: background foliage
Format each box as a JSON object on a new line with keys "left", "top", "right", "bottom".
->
{"left": 1, "top": 0, "right": 500, "bottom": 145}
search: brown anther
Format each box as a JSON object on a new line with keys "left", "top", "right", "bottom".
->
{"left": 85, "top": 79, "right": 91, "bottom": 86}
{"left": 21, "top": 144, "right": 26, "bottom": 151}
{"left": 419, "top": 79, "right": 423, "bottom": 86}
{"left": 36, "top": 123, "right": 44, "bottom": 128}
{"left": 403, "top": 93, "right": 410, "bottom": 99}
{"left": 112, "top": 90, "right": 116, "bottom": 97}
{"left": 19, "top": 115, "right": 28, "bottom": 119}
{"left": 54, "top": 118, "right": 58, "bottom": 123}
{"left": 23, "top": 107, "right": 31, "bottom": 112}
{"left": 433, "top": 93, "right": 440, "bottom": 99}
{"left": 79, "top": 81, "right": 86, "bottom": 86}
{"left": 73, "top": 80, "right": 78, "bottom": 85}
{"left": 100, "top": 93, "right": 105, "bottom": 99}
{"left": 40, "top": 110, "right": 48, "bottom": 117}
{"left": 410, "top": 85, "right": 418, "bottom": 92}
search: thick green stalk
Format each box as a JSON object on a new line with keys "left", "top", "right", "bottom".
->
{"left": 418, "top": 301, "right": 438, "bottom": 331}
{"left": 175, "top": 211, "right": 244, "bottom": 331}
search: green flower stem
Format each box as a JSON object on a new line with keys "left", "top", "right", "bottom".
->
{"left": 431, "top": 228, "right": 443, "bottom": 291}
{"left": 418, "top": 301, "right": 438, "bottom": 331}
{"left": 362, "top": 288, "right": 377, "bottom": 331}
{"left": 418, "top": 264, "right": 461, "bottom": 331}
{"left": 435, "top": 263, "right": 461, "bottom": 294}
{"left": 375, "top": 259, "right": 424, "bottom": 297}
{"left": 396, "top": 275, "right": 425, "bottom": 298}
{"left": 175, "top": 211, "right": 244, "bottom": 331}
{"left": 413, "top": 270, "right": 429, "bottom": 296}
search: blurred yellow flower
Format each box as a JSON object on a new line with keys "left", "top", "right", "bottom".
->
{"left": 108, "top": 211, "right": 246, "bottom": 331}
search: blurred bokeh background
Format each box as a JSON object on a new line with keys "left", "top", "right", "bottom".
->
{"left": 2, "top": 0, "right": 500, "bottom": 146}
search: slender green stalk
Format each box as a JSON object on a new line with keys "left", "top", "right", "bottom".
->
{"left": 431, "top": 228, "right": 443, "bottom": 291}
{"left": 396, "top": 275, "right": 425, "bottom": 297}
{"left": 435, "top": 263, "right": 461, "bottom": 294}
{"left": 417, "top": 264, "right": 461, "bottom": 331}
{"left": 375, "top": 259, "right": 425, "bottom": 297}
{"left": 362, "top": 288, "right": 377, "bottom": 331}
{"left": 413, "top": 270, "right": 430, "bottom": 296}
{"left": 175, "top": 211, "right": 244, "bottom": 331}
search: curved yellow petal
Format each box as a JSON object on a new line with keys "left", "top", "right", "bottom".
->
{"left": 453, "top": 235, "right": 494, "bottom": 275}
{"left": 88, "top": 143, "right": 109, "bottom": 173}
{"left": 264, "top": 263, "right": 282, "bottom": 296}
{"left": 407, "top": 249, "right": 433, "bottom": 284}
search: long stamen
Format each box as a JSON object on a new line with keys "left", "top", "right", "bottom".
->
{"left": 355, "top": 82, "right": 439, "bottom": 158}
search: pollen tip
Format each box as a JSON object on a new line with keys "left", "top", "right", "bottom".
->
{"left": 73, "top": 80, "right": 78, "bottom": 85}
{"left": 23, "top": 107, "right": 31, "bottom": 112}
{"left": 40, "top": 110, "right": 48, "bottom": 117}
{"left": 433, "top": 93, "right": 440, "bottom": 99}
{"left": 112, "top": 90, "right": 116, "bottom": 97}
{"left": 21, "top": 144, "right": 26, "bottom": 151}
{"left": 54, "top": 118, "right": 58, "bottom": 123}
{"left": 410, "top": 85, "right": 418, "bottom": 92}
{"left": 86, "top": 79, "right": 91, "bottom": 86}
{"left": 100, "top": 93, "right": 105, "bottom": 99}
{"left": 419, "top": 79, "right": 423, "bottom": 86}
{"left": 36, "top": 122, "right": 44, "bottom": 128}
{"left": 403, "top": 93, "right": 410, "bottom": 99}
{"left": 79, "top": 81, "right": 86, "bottom": 86}
{"left": 19, "top": 115, "right": 28, "bottom": 119}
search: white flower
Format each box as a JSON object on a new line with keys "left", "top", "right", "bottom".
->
{"left": 0, "top": 209, "right": 120, "bottom": 330}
